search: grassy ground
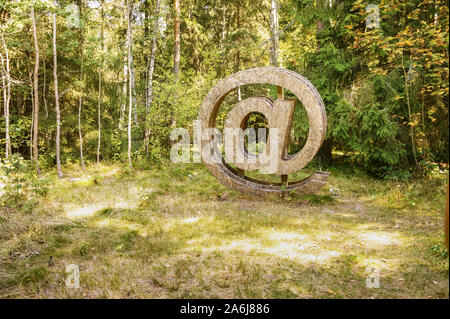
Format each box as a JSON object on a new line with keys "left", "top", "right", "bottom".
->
{"left": 0, "top": 162, "right": 448, "bottom": 298}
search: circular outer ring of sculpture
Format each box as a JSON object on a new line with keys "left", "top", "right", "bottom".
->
{"left": 199, "top": 67, "right": 328, "bottom": 195}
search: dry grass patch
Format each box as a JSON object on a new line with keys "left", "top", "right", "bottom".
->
{"left": 0, "top": 163, "right": 448, "bottom": 298}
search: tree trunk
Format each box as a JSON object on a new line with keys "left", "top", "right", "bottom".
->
{"left": 402, "top": 52, "right": 419, "bottom": 168}
{"left": 144, "top": 0, "right": 149, "bottom": 155}
{"left": 170, "top": 0, "right": 180, "bottom": 131}
{"left": 120, "top": 6, "right": 128, "bottom": 133}
{"left": 52, "top": 3, "right": 63, "bottom": 178}
{"left": 318, "top": 137, "right": 333, "bottom": 167}
{"left": 127, "top": 0, "right": 134, "bottom": 167}
{"left": 314, "top": 10, "right": 332, "bottom": 166}
{"left": 145, "top": 0, "right": 161, "bottom": 156}
{"left": 29, "top": 67, "right": 33, "bottom": 160}
{"left": 43, "top": 56, "right": 48, "bottom": 118}
{"left": 31, "top": 6, "right": 40, "bottom": 174}
{"left": 119, "top": 58, "right": 127, "bottom": 130}
{"left": 130, "top": 0, "right": 137, "bottom": 126}
{"left": 77, "top": 0, "right": 85, "bottom": 170}
{"left": 97, "top": 1, "right": 104, "bottom": 164}
{"left": 144, "top": 0, "right": 149, "bottom": 152}
{"left": 236, "top": 4, "right": 241, "bottom": 101}
{"left": 1, "top": 28, "right": 11, "bottom": 156}
{"left": 128, "top": 1, "right": 137, "bottom": 128}
{"left": 270, "top": 0, "right": 283, "bottom": 98}
{"left": 270, "top": 0, "right": 287, "bottom": 183}
{"left": 269, "top": 0, "right": 279, "bottom": 67}
{"left": 1, "top": 65, "right": 7, "bottom": 156}
{"left": 173, "top": 0, "right": 180, "bottom": 79}
{"left": 97, "top": 71, "right": 101, "bottom": 164}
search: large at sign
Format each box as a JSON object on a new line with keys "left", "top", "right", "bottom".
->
{"left": 199, "top": 67, "right": 330, "bottom": 196}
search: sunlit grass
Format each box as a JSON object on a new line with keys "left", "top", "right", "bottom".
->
{"left": 0, "top": 162, "right": 448, "bottom": 298}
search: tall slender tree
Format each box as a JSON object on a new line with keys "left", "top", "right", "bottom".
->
{"left": 97, "top": 1, "right": 105, "bottom": 164}
{"left": 28, "top": 63, "right": 34, "bottom": 160}
{"left": 31, "top": 5, "right": 40, "bottom": 174}
{"left": 173, "top": 0, "right": 180, "bottom": 79}
{"left": 269, "top": 0, "right": 283, "bottom": 100}
{"left": 119, "top": 55, "right": 127, "bottom": 130}
{"left": 78, "top": 0, "right": 85, "bottom": 170}
{"left": 269, "top": 0, "right": 279, "bottom": 68}
{"left": 145, "top": 0, "right": 161, "bottom": 156}
{"left": 270, "top": 0, "right": 286, "bottom": 185}
{"left": 127, "top": 0, "right": 134, "bottom": 167}
{"left": 52, "top": 1, "right": 63, "bottom": 177}
{"left": 43, "top": 54, "right": 48, "bottom": 118}
{"left": 119, "top": 1, "right": 127, "bottom": 132}
{"left": 236, "top": 3, "right": 241, "bottom": 101}
{"left": 0, "top": 27, "right": 11, "bottom": 156}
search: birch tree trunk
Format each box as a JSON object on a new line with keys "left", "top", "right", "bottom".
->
{"left": 145, "top": 0, "right": 161, "bottom": 156}
{"left": 31, "top": 6, "right": 40, "bottom": 174}
{"left": 1, "top": 64, "right": 7, "bottom": 156}
{"left": 119, "top": 58, "right": 127, "bottom": 130}
{"left": 97, "top": 69, "right": 101, "bottom": 163}
{"left": 269, "top": 0, "right": 279, "bottom": 67}
{"left": 170, "top": 0, "right": 180, "bottom": 130}
{"left": 52, "top": 3, "right": 63, "bottom": 177}
{"left": 43, "top": 56, "right": 48, "bottom": 118}
{"left": 97, "top": 1, "right": 105, "bottom": 164}
{"left": 173, "top": 0, "right": 180, "bottom": 79}
{"left": 270, "top": 0, "right": 282, "bottom": 99}
{"left": 28, "top": 66, "right": 33, "bottom": 159}
{"left": 1, "top": 28, "right": 11, "bottom": 156}
{"left": 127, "top": 0, "right": 134, "bottom": 167}
{"left": 236, "top": 4, "right": 241, "bottom": 101}
{"left": 119, "top": 5, "right": 127, "bottom": 132}
{"left": 78, "top": 0, "right": 85, "bottom": 170}
{"left": 144, "top": 0, "right": 149, "bottom": 153}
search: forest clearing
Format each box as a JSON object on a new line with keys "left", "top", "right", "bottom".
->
{"left": 0, "top": 161, "right": 448, "bottom": 298}
{"left": 0, "top": 0, "right": 448, "bottom": 301}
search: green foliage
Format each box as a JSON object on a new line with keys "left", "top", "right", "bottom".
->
{"left": 0, "top": 0, "right": 447, "bottom": 178}
{"left": 350, "top": 0, "right": 449, "bottom": 168}
{"left": 0, "top": 155, "right": 30, "bottom": 208}
{"left": 289, "top": 0, "right": 449, "bottom": 176}
{"left": 0, "top": 155, "right": 48, "bottom": 210}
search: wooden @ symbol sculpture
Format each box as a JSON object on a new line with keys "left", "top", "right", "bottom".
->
{"left": 199, "top": 67, "right": 330, "bottom": 196}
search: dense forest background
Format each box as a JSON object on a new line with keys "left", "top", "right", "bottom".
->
{"left": 0, "top": 0, "right": 448, "bottom": 179}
